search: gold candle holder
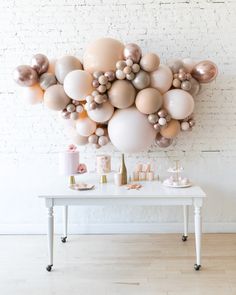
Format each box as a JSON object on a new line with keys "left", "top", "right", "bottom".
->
{"left": 69, "top": 175, "right": 75, "bottom": 186}
{"left": 100, "top": 175, "right": 107, "bottom": 184}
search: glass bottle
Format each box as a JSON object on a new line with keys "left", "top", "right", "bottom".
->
{"left": 119, "top": 153, "right": 127, "bottom": 185}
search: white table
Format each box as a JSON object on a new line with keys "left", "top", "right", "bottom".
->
{"left": 39, "top": 180, "right": 206, "bottom": 272}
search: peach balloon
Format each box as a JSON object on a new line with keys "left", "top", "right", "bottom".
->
{"left": 160, "top": 120, "right": 180, "bottom": 139}
{"left": 87, "top": 101, "right": 114, "bottom": 123}
{"left": 76, "top": 117, "right": 96, "bottom": 137}
{"left": 135, "top": 88, "right": 163, "bottom": 114}
{"left": 64, "top": 70, "right": 94, "bottom": 101}
{"left": 140, "top": 53, "right": 160, "bottom": 72}
{"left": 108, "top": 80, "right": 136, "bottom": 109}
{"left": 47, "top": 58, "right": 57, "bottom": 75}
{"left": 20, "top": 84, "right": 44, "bottom": 105}
{"left": 150, "top": 64, "right": 173, "bottom": 94}
{"left": 108, "top": 107, "right": 156, "bottom": 153}
{"left": 55, "top": 56, "right": 82, "bottom": 84}
{"left": 83, "top": 38, "right": 124, "bottom": 73}
{"left": 44, "top": 85, "right": 70, "bottom": 110}
{"left": 182, "top": 58, "right": 197, "bottom": 73}
{"left": 163, "top": 89, "right": 194, "bottom": 120}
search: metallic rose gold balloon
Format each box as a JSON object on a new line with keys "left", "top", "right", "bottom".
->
{"left": 31, "top": 53, "right": 49, "bottom": 75}
{"left": 13, "top": 65, "right": 38, "bottom": 87}
{"left": 192, "top": 60, "right": 218, "bottom": 83}
{"left": 155, "top": 134, "right": 173, "bottom": 148}
{"left": 124, "top": 43, "right": 142, "bottom": 63}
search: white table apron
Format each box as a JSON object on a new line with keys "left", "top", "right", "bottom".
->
{"left": 39, "top": 181, "right": 206, "bottom": 272}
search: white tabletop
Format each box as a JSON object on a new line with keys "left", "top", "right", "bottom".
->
{"left": 39, "top": 178, "right": 206, "bottom": 199}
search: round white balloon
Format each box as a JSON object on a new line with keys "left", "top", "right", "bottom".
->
{"left": 87, "top": 101, "right": 114, "bottom": 123}
{"left": 76, "top": 117, "right": 96, "bottom": 137}
{"left": 163, "top": 89, "right": 195, "bottom": 120}
{"left": 108, "top": 107, "right": 156, "bottom": 153}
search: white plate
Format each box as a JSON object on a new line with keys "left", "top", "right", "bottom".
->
{"left": 163, "top": 182, "right": 192, "bottom": 188}
{"left": 70, "top": 183, "right": 95, "bottom": 191}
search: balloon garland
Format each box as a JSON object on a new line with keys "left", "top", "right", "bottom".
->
{"left": 13, "top": 37, "right": 218, "bottom": 152}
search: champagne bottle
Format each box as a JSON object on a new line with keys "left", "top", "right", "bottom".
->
{"left": 120, "top": 153, "right": 127, "bottom": 185}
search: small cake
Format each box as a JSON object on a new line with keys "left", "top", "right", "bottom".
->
{"left": 59, "top": 145, "right": 79, "bottom": 175}
{"left": 96, "top": 155, "right": 111, "bottom": 174}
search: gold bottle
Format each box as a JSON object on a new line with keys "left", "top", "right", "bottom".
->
{"left": 120, "top": 153, "right": 127, "bottom": 185}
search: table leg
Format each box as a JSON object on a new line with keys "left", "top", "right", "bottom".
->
{"left": 61, "top": 206, "right": 68, "bottom": 243}
{"left": 182, "top": 205, "right": 189, "bottom": 241}
{"left": 194, "top": 204, "right": 202, "bottom": 271}
{"left": 46, "top": 206, "right": 54, "bottom": 272}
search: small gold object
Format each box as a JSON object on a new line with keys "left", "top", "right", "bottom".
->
{"left": 100, "top": 175, "right": 107, "bottom": 184}
{"left": 69, "top": 175, "right": 75, "bottom": 186}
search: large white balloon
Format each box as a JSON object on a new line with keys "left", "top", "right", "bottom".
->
{"left": 163, "top": 89, "right": 195, "bottom": 120}
{"left": 87, "top": 101, "right": 114, "bottom": 123}
{"left": 108, "top": 107, "right": 156, "bottom": 153}
{"left": 76, "top": 117, "right": 96, "bottom": 137}
{"left": 64, "top": 70, "right": 94, "bottom": 101}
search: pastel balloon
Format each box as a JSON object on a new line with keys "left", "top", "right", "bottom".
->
{"left": 163, "top": 89, "right": 194, "bottom": 120}
{"left": 83, "top": 38, "right": 124, "bottom": 73}
{"left": 124, "top": 43, "right": 142, "bottom": 63}
{"left": 87, "top": 101, "right": 114, "bottom": 123}
{"left": 168, "top": 59, "right": 185, "bottom": 74}
{"left": 31, "top": 53, "right": 49, "bottom": 75}
{"left": 188, "top": 78, "right": 200, "bottom": 96}
{"left": 76, "top": 117, "right": 96, "bottom": 137}
{"left": 55, "top": 56, "right": 82, "bottom": 84}
{"left": 135, "top": 88, "right": 163, "bottom": 114}
{"left": 182, "top": 58, "right": 197, "bottom": 73}
{"left": 64, "top": 70, "right": 94, "bottom": 100}
{"left": 155, "top": 134, "right": 173, "bottom": 148}
{"left": 44, "top": 85, "right": 71, "bottom": 110}
{"left": 192, "top": 60, "right": 218, "bottom": 83}
{"left": 140, "top": 53, "right": 160, "bottom": 72}
{"left": 150, "top": 65, "right": 173, "bottom": 94}
{"left": 39, "top": 73, "right": 57, "bottom": 90}
{"left": 20, "top": 84, "right": 44, "bottom": 104}
{"left": 13, "top": 65, "right": 38, "bottom": 87}
{"left": 108, "top": 107, "right": 156, "bottom": 153}
{"left": 108, "top": 80, "right": 136, "bottom": 109}
{"left": 47, "top": 58, "right": 57, "bottom": 74}
{"left": 132, "top": 70, "right": 150, "bottom": 90}
{"left": 160, "top": 120, "right": 180, "bottom": 139}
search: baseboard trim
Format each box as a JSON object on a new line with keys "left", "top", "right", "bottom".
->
{"left": 0, "top": 222, "right": 236, "bottom": 234}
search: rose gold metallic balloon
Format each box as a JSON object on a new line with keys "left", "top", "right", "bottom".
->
{"left": 155, "top": 134, "right": 173, "bottom": 148}
{"left": 13, "top": 65, "right": 38, "bottom": 87}
{"left": 31, "top": 54, "right": 49, "bottom": 75}
{"left": 123, "top": 43, "right": 142, "bottom": 63}
{"left": 192, "top": 60, "right": 218, "bottom": 83}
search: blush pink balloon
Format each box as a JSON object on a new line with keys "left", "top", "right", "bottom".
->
{"left": 192, "top": 60, "right": 218, "bottom": 83}
{"left": 123, "top": 43, "right": 142, "bottom": 63}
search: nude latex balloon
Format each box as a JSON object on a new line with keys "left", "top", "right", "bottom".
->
{"left": 63, "top": 70, "right": 94, "bottom": 101}
{"left": 140, "top": 53, "right": 160, "bottom": 72}
{"left": 76, "top": 117, "right": 96, "bottom": 137}
{"left": 108, "top": 80, "right": 136, "bottom": 109}
{"left": 150, "top": 64, "right": 173, "bottom": 94}
{"left": 20, "top": 84, "right": 44, "bottom": 104}
{"left": 83, "top": 38, "right": 124, "bottom": 73}
{"left": 55, "top": 56, "right": 82, "bottom": 84}
{"left": 182, "top": 58, "right": 197, "bottom": 73}
{"left": 160, "top": 119, "right": 180, "bottom": 139}
{"left": 135, "top": 88, "right": 163, "bottom": 114}
{"left": 44, "top": 84, "right": 71, "bottom": 111}
{"left": 108, "top": 107, "right": 156, "bottom": 153}
{"left": 47, "top": 58, "right": 57, "bottom": 75}
{"left": 87, "top": 101, "right": 114, "bottom": 123}
{"left": 163, "top": 89, "right": 194, "bottom": 120}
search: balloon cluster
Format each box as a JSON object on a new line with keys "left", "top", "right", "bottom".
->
{"left": 13, "top": 38, "right": 218, "bottom": 152}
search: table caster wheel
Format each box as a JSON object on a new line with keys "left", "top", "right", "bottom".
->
{"left": 61, "top": 236, "right": 67, "bottom": 243}
{"left": 194, "top": 264, "right": 201, "bottom": 271}
{"left": 46, "top": 264, "right": 53, "bottom": 272}
{"left": 182, "top": 235, "right": 188, "bottom": 242}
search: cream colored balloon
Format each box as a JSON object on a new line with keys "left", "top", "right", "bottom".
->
{"left": 160, "top": 119, "right": 180, "bottom": 139}
{"left": 44, "top": 85, "right": 70, "bottom": 110}
{"left": 108, "top": 80, "right": 136, "bottom": 109}
{"left": 55, "top": 56, "right": 82, "bottom": 84}
{"left": 150, "top": 64, "right": 173, "bottom": 94}
{"left": 47, "top": 58, "right": 57, "bottom": 75}
{"left": 20, "top": 84, "right": 44, "bottom": 105}
{"left": 108, "top": 107, "right": 156, "bottom": 153}
{"left": 64, "top": 70, "right": 94, "bottom": 100}
{"left": 76, "top": 117, "right": 96, "bottom": 137}
{"left": 135, "top": 88, "right": 163, "bottom": 114}
{"left": 182, "top": 58, "right": 198, "bottom": 73}
{"left": 87, "top": 101, "right": 114, "bottom": 123}
{"left": 83, "top": 38, "right": 124, "bottom": 73}
{"left": 163, "top": 89, "right": 195, "bottom": 120}
{"left": 140, "top": 53, "right": 160, "bottom": 72}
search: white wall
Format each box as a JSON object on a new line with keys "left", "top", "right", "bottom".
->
{"left": 0, "top": 0, "right": 236, "bottom": 234}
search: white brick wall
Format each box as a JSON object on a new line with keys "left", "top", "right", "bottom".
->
{"left": 0, "top": 0, "right": 236, "bottom": 233}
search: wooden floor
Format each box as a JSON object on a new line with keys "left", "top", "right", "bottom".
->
{"left": 0, "top": 234, "right": 236, "bottom": 295}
